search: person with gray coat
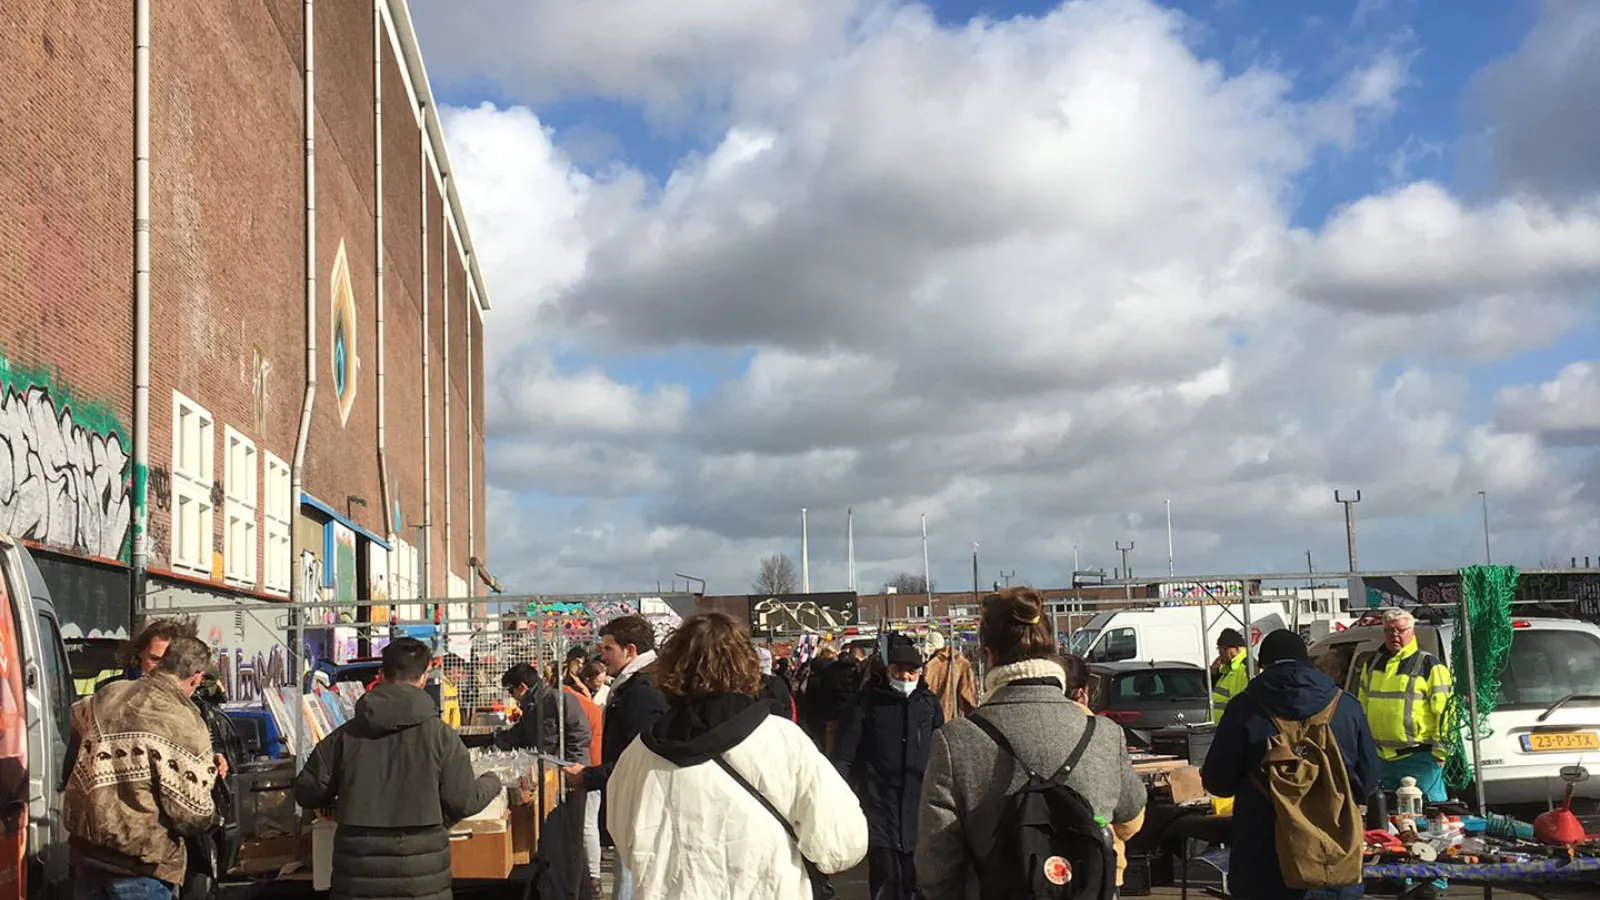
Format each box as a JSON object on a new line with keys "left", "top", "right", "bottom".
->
{"left": 916, "top": 587, "right": 1146, "bottom": 900}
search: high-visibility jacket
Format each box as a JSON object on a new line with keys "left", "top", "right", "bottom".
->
{"left": 1210, "top": 653, "right": 1249, "bottom": 724}
{"left": 1357, "top": 638, "right": 1453, "bottom": 761}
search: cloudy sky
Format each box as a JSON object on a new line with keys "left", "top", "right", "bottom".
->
{"left": 411, "top": 0, "right": 1600, "bottom": 596}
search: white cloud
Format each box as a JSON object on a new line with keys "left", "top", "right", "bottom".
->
{"left": 423, "top": 0, "right": 1600, "bottom": 591}
{"left": 1494, "top": 362, "right": 1600, "bottom": 445}
{"left": 1294, "top": 182, "right": 1600, "bottom": 312}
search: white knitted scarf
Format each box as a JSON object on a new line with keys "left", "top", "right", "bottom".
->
{"left": 983, "top": 658, "right": 1067, "bottom": 696}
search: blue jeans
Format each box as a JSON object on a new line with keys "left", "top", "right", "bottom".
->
{"left": 612, "top": 855, "right": 634, "bottom": 900}
{"left": 1380, "top": 754, "right": 1448, "bottom": 802}
{"left": 74, "top": 876, "right": 175, "bottom": 900}
{"left": 1381, "top": 756, "right": 1450, "bottom": 893}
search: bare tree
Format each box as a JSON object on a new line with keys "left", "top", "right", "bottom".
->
{"left": 753, "top": 553, "right": 799, "bottom": 595}
{"left": 884, "top": 572, "right": 932, "bottom": 594}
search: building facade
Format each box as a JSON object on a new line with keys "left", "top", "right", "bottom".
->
{"left": 0, "top": 0, "right": 487, "bottom": 657}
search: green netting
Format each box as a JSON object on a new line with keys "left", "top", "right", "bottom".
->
{"left": 1443, "top": 565, "right": 1517, "bottom": 791}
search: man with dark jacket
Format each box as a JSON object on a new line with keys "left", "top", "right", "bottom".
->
{"left": 496, "top": 662, "right": 592, "bottom": 760}
{"left": 1201, "top": 630, "right": 1380, "bottom": 900}
{"left": 294, "top": 638, "right": 501, "bottom": 900}
{"left": 834, "top": 640, "right": 943, "bottom": 900}
{"left": 808, "top": 643, "right": 868, "bottom": 754}
{"left": 756, "top": 647, "right": 796, "bottom": 720}
{"left": 562, "top": 616, "right": 668, "bottom": 900}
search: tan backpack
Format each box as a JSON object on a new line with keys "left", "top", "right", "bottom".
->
{"left": 1249, "top": 693, "right": 1363, "bottom": 889}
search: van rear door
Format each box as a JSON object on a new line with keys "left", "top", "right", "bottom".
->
{"left": 0, "top": 551, "right": 28, "bottom": 900}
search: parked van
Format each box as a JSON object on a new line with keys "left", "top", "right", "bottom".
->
{"left": 0, "top": 537, "right": 77, "bottom": 900}
{"left": 1067, "top": 604, "right": 1292, "bottom": 668}
{"left": 1310, "top": 616, "right": 1600, "bottom": 810}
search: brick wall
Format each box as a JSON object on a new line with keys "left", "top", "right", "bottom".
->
{"left": 0, "top": 2, "right": 135, "bottom": 564}
{"left": 1, "top": 0, "right": 488, "bottom": 607}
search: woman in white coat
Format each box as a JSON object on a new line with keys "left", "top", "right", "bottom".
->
{"left": 607, "top": 612, "right": 868, "bottom": 900}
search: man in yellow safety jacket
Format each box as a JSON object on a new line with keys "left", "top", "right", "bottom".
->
{"left": 1356, "top": 607, "right": 1453, "bottom": 800}
{"left": 1208, "top": 628, "right": 1250, "bottom": 816}
{"left": 1209, "top": 628, "right": 1249, "bottom": 724}
{"left": 1358, "top": 607, "right": 1454, "bottom": 899}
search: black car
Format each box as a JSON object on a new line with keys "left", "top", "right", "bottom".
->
{"left": 1087, "top": 661, "right": 1210, "bottom": 748}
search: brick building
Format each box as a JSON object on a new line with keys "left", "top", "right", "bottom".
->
{"left": 0, "top": 0, "right": 487, "bottom": 657}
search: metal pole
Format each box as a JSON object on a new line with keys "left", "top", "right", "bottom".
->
{"left": 1200, "top": 593, "right": 1215, "bottom": 721}
{"left": 1335, "top": 489, "right": 1361, "bottom": 572}
{"left": 800, "top": 508, "right": 810, "bottom": 593}
{"left": 971, "top": 543, "right": 980, "bottom": 604}
{"left": 1116, "top": 541, "right": 1134, "bottom": 603}
{"left": 921, "top": 514, "right": 932, "bottom": 610}
{"left": 1457, "top": 569, "right": 1492, "bottom": 900}
{"left": 1478, "top": 491, "right": 1492, "bottom": 565}
{"left": 1242, "top": 579, "right": 1256, "bottom": 678}
{"left": 1166, "top": 499, "right": 1175, "bottom": 578}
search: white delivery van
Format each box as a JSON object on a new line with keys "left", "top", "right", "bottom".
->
{"left": 1310, "top": 616, "right": 1600, "bottom": 810}
{"left": 1067, "top": 604, "right": 1292, "bottom": 668}
{"left": 0, "top": 535, "right": 75, "bottom": 900}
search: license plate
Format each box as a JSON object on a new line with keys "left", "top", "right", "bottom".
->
{"left": 1522, "top": 732, "right": 1600, "bottom": 753}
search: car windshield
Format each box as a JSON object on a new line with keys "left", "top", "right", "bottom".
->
{"left": 1112, "top": 669, "right": 1208, "bottom": 704}
{"left": 1497, "top": 629, "right": 1600, "bottom": 710}
{"left": 1067, "top": 629, "right": 1100, "bottom": 656}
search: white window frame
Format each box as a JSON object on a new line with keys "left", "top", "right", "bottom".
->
{"left": 223, "top": 427, "right": 258, "bottom": 585}
{"left": 907, "top": 605, "right": 930, "bottom": 619}
{"left": 170, "top": 392, "right": 215, "bottom": 574}
{"left": 263, "top": 452, "right": 292, "bottom": 594}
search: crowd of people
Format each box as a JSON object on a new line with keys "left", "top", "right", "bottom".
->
{"left": 55, "top": 598, "right": 1455, "bottom": 900}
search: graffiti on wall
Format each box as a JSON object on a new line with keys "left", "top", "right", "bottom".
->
{"left": 330, "top": 240, "right": 359, "bottom": 427}
{"left": 0, "top": 370, "right": 131, "bottom": 561}
{"left": 749, "top": 591, "right": 856, "bottom": 634}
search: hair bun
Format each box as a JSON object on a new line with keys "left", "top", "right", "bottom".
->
{"left": 1011, "top": 605, "right": 1041, "bottom": 625}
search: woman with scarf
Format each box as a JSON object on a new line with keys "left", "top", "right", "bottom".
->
{"left": 915, "top": 587, "right": 1146, "bottom": 900}
{"left": 606, "top": 612, "right": 867, "bottom": 900}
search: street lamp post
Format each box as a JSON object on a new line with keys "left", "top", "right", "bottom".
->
{"left": 1478, "top": 491, "right": 1492, "bottom": 565}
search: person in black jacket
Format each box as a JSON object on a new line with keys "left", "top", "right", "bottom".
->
{"left": 495, "top": 662, "right": 592, "bottom": 761}
{"left": 1201, "top": 630, "right": 1381, "bottom": 900}
{"left": 563, "top": 616, "right": 669, "bottom": 900}
{"left": 294, "top": 639, "right": 501, "bottom": 900}
{"left": 756, "top": 646, "right": 796, "bottom": 720}
{"left": 833, "top": 640, "right": 943, "bottom": 900}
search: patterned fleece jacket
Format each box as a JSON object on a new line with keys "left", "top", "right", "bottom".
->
{"left": 64, "top": 673, "right": 220, "bottom": 885}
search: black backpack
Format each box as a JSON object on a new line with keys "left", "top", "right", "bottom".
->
{"left": 968, "top": 714, "right": 1118, "bottom": 900}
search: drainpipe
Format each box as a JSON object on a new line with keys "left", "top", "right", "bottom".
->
{"left": 291, "top": 0, "right": 318, "bottom": 696}
{"left": 373, "top": 1, "right": 392, "bottom": 546}
{"left": 130, "top": 0, "right": 151, "bottom": 626}
{"left": 420, "top": 117, "right": 432, "bottom": 602}
{"left": 466, "top": 283, "right": 474, "bottom": 600}
{"left": 442, "top": 189, "right": 451, "bottom": 598}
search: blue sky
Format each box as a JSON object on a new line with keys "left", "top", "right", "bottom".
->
{"left": 420, "top": 0, "right": 1600, "bottom": 591}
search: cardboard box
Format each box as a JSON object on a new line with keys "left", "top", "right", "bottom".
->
{"left": 451, "top": 813, "right": 513, "bottom": 881}
{"left": 511, "top": 803, "right": 536, "bottom": 866}
{"left": 1166, "top": 765, "right": 1207, "bottom": 805}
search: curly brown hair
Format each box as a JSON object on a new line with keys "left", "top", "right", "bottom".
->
{"left": 654, "top": 611, "right": 762, "bottom": 700}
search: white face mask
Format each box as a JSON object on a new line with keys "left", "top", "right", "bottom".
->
{"left": 890, "top": 679, "right": 917, "bottom": 697}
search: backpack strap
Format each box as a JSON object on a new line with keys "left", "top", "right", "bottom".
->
{"left": 712, "top": 756, "right": 801, "bottom": 845}
{"left": 968, "top": 712, "right": 1099, "bottom": 781}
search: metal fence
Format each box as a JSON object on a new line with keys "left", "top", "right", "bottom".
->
{"left": 137, "top": 593, "right": 688, "bottom": 713}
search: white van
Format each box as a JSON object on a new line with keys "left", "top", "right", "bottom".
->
{"left": 0, "top": 536, "right": 76, "bottom": 900}
{"left": 1068, "top": 604, "right": 1292, "bottom": 668}
{"left": 1310, "top": 616, "right": 1600, "bottom": 810}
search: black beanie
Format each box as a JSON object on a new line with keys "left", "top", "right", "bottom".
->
{"left": 1217, "top": 628, "right": 1246, "bottom": 649}
{"left": 1258, "top": 629, "right": 1309, "bottom": 667}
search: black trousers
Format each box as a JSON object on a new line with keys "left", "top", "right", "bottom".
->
{"left": 867, "top": 847, "right": 922, "bottom": 900}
